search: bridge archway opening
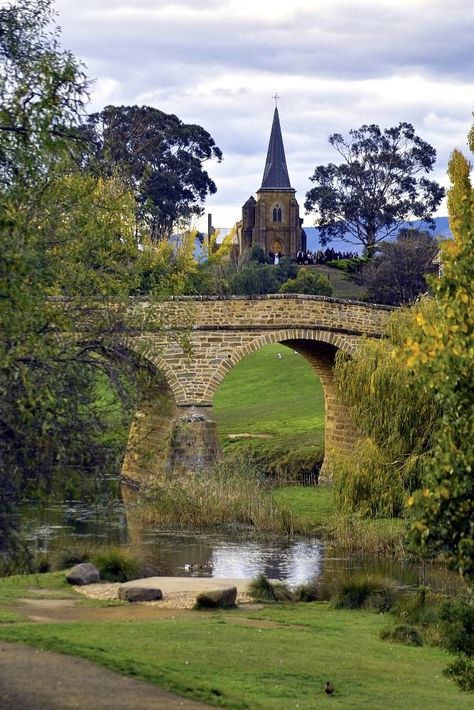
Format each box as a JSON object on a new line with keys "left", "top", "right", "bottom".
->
{"left": 212, "top": 342, "right": 327, "bottom": 482}
{"left": 211, "top": 334, "right": 357, "bottom": 482}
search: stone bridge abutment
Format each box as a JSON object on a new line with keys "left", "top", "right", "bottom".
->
{"left": 119, "top": 295, "right": 391, "bottom": 484}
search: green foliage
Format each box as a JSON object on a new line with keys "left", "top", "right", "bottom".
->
{"left": 83, "top": 104, "right": 222, "bottom": 240}
{"left": 393, "top": 587, "right": 442, "bottom": 629}
{"left": 333, "top": 303, "right": 438, "bottom": 518}
{"left": 325, "top": 516, "right": 408, "bottom": 556}
{"left": 0, "top": 2, "right": 180, "bottom": 563}
{"left": 443, "top": 655, "right": 474, "bottom": 692}
{"left": 228, "top": 444, "right": 323, "bottom": 485}
{"left": 279, "top": 267, "right": 332, "bottom": 296}
{"left": 92, "top": 547, "right": 140, "bottom": 583}
{"left": 439, "top": 599, "right": 474, "bottom": 656}
{"left": 380, "top": 624, "right": 423, "bottom": 646}
{"left": 332, "top": 575, "right": 397, "bottom": 612}
{"left": 404, "top": 131, "right": 474, "bottom": 580}
{"left": 293, "top": 580, "right": 324, "bottom": 602}
{"left": 332, "top": 438, "right": 410, "bottom": 518}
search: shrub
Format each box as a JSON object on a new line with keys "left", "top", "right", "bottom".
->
{"left": 380, "top": 624, "right": 423, "bottom": 646}
{"left": 332, "top": 575, "right": 397, "bottom": 612}
{"left": 279, "top": 268, "right": 332, "bottom": 296}
{"left": 393, "top": 587, "right": 441, "bottom": 628}
{"left": 443, "top": 655, "right": 474, "bottom": 692}
{"left": 91, "top": 547, "right": 140, "bottom": 583}
{"left": 225, "top": 443, "right": 324, "bottom": 486}
{"left": 439, "top": 599, "right": 474, "bottom": 656}
{"left": 248, "top": 574, "right": 293, "bottom": 603}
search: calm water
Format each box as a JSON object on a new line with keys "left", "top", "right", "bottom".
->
{"left": 14, "top": 496, "right": 466, "bottom": 596}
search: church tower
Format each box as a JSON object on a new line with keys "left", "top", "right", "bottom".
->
{"left": 238, "top": 106, "right": 306, "bottom": 258}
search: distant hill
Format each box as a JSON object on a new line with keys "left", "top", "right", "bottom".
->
{"left": 302, "top": 217, "right": 451, "bottom": 255}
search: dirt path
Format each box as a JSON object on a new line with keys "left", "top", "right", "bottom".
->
{"left": 0, "top": 641, "right": 212, "bottom": 710}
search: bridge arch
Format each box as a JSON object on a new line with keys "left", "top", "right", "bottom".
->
{"left": 203, "top": 329, "right": 358, "bottom": 482}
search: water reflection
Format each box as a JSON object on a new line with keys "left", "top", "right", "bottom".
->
{"left": 14, "top": 499, "right": 466, "bottom": 596}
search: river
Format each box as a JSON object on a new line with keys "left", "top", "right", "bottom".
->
{"left": 12, "top": 494, "right": 466, "bottom": 597}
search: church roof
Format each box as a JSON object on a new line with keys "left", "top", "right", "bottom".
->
{"left": 260, "top": 107, "right": 292, "bottom": 190}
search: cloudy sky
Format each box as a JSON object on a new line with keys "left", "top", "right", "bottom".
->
{"left": 54, "top": 0, "right": 474, "bottom": 230}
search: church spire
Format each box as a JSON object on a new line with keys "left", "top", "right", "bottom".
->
{"left": 260, "top": 107, "right": 292, "bottom": 190}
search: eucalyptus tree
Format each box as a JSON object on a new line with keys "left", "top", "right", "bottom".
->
{"left": 305, "top": 123, "right": 444, "bottom": 256}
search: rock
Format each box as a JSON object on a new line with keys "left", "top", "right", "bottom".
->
{"left": 118, "top": 585, "right": 163, "bottom": 602}
{"left": 195, "top": 586, "right": 237, "bottom": 609}
{"left": 66, "top": 563, "right": 100, "bottom": 586}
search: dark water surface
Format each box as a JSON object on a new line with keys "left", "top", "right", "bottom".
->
{"left": 16, "top": 497, "right": 465, "bottom": 596}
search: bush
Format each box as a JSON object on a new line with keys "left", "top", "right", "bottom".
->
{"left": 443, "top": 655, "right": 474, "bottom": 692}
{"left": 248, "top": 574, "right": 293, "bottom": 603}
{"left": 393, "top": 587, "right": 441, "bottom": 629}
{"left": 91, "top": 547, "right": 140, "bottom": 583}
{"left": 439, "top": 599, "right": 474, "bottom": 656}
{"left": 332, "top": 575, "right": 397, "bottom": 612}
{"left": 280, "top": 268, "right": 332, "bottom": 296}
{"left": 380, "top": 624, "right": 423, "bottom": 646}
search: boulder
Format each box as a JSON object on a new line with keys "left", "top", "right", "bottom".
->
{"left": 118, "top": 585, "right": 163, "bottom": 602}
{"left": 66, "top": 563, "right": 100, "bottom": 586}
{"left": 195, "top": 586, "right": 237, "bottom": 609}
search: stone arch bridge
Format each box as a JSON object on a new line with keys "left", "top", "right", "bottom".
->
{"left": 117, "top": 295, "right": 392, "bottom": 484}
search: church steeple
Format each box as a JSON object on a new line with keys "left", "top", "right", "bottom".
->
{"left": 260, "top": 107, "right": 292, "bottom": 190}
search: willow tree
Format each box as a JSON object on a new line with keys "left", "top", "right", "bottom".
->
{"left": 333, "top": 303, "right": 439, "bottom": 518}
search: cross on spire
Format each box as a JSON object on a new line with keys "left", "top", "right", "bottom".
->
{"left": 272, "top": 92, "right": 281, "bottom": 107}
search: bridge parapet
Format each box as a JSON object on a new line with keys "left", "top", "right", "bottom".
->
{"left": 127, "top": 294, "right": 392, "bottom": 338}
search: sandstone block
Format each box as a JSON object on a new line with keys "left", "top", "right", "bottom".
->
{"left": 195, "top": 586, "right": 237, "bottom": 609}
{"left": 66, "top": 563, "right": 100, "bottom": 586}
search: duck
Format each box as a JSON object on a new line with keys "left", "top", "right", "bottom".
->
{"left": 324, "top": 682, "right": 334, "bottom": 695}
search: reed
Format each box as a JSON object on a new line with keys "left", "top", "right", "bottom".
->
{"left": 141, "top": 456, "right": 293, "bottom": 532}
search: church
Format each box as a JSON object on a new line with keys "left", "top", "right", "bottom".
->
{"left": 235, "top": 105, "right": 307, "bottom": 259}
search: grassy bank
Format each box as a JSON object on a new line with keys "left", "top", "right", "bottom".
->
{"left": 0, "top": 573, "right": 470, "bottom": 709}
{"left": 272, "top": 486, "right": 407, "bottom": 554}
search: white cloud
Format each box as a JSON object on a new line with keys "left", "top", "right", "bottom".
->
{"left": 54, "top": 0, "right": 474, "bottom": 228}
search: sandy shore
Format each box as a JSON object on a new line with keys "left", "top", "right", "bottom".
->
{"left": 74, "top": 576, "right": 253, "bottom": 609}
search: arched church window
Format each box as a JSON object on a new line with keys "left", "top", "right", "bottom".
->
{"left": 277, "top": 207, "right": 282, "bottom": 222}
{"left": 272, "top": 207, "right": 277, "bottom": 221}
{"left": 273, "top": 204, "right": 282, "bottom": 222}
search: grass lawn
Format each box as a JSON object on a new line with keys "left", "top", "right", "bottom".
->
{"left": 214, "top": 343, "right": 325, "bottom": 451}
{"left": 0, "top": 573, "right": 469, "bottom": 709}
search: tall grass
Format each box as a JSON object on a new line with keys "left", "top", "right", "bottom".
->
{"left": 325, "top": 514, "right": 408, "bottom": 556}
{"left": 141, "top": 455, "right": 293, "bottom": 532}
